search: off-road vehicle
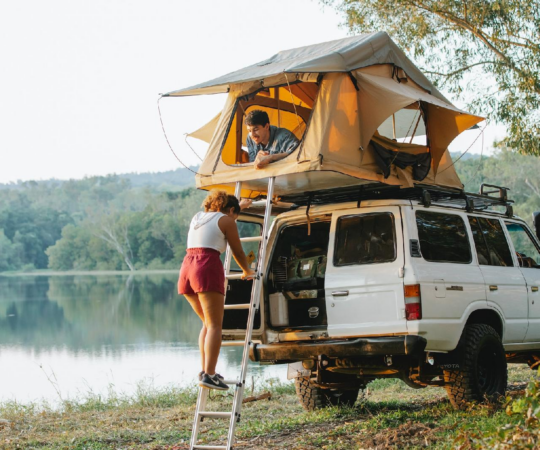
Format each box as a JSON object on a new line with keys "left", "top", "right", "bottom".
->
{"left": 224, "top": 184, "right": 540, "bottom": 410}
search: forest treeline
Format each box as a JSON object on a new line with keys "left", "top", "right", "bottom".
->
{"left": 0, "top": 168, "right": 202, "bottom": 272}
{"left": 1, "top": 150, "right": 539, "bottom": 272}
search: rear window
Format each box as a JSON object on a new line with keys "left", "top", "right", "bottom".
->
{"left": 416, "top": 211, "right": 471, "bottom": 263}
{"left": 468, "top": 216, "right": 514, "bottom": 267}
{"left": 334, "top": 213, "right": 396, "bottom": 266}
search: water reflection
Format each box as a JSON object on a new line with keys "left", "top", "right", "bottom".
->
{"left": 0, "top": 274, "right": 285, "bottom": 404}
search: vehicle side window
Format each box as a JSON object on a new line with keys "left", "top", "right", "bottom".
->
{"left": 334, "top": 213, "right": 396, "bottom": 266}
{"left": 468, "top": 216, "right": 514, "bottom": 267}
{"left": 505, "top": 222, "right": 540, "bottom": 268}
{"left": 468, "top": 217, "right": 491, "bottom": 265}
{"left": 416, "top": 211, "right": 471, "bottom": 263}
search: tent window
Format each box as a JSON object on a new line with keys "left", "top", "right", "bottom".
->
{"left": 221, "top": 82, "right": 319, "bottom": 165}
{"left": 377, "top": 103, "right": 427, "bottom": 146}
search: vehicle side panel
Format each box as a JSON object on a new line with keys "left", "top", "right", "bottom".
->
{"left": 405, "top": 207, "right": 487, "bottom": 351}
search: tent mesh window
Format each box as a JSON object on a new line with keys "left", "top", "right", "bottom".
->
{"left": 221, "top": 83, "right": 319, "bottom": 165}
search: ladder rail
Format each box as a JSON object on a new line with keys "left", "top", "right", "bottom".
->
{"left": 226, "top": 177, "right": 275, "bottom": 448}
{"left": 190, "top": 387, "right": 209, "bottom": 449}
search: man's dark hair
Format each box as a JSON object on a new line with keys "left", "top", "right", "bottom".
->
{"left": 245, "top": 110, "right": 269, "bottom": 127}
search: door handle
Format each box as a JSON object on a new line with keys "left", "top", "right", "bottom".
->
{"left": 332, "top": 290, "right": 349, "bottom": 297}
{"left": 532, "top": 286, "right": 539, "bottom": 292}
{"left": 489, "top": 285, "right": 498, "bottom": 291}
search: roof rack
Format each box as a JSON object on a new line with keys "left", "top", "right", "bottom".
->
{"left": 279, "top": 183, "right": 514, "bottom": 217}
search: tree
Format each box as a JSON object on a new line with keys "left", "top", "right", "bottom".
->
{"left": 325, "top": 0, "right": 540, "bottom": 154}
{"left": 91, "top": 213, "right": 136, "bottom": 271}
{"left": 0, "top": 230, "right": 22, "bottom": 271}
{"left": 46, "top": 225, "right": 95, "bottom": 271}
{"left": 454, "top": 147, "right": 540, "bottom": 225}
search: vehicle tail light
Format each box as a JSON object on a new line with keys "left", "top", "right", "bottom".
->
{"left": 404, "top": 284, "right": 422, "bottom": 320}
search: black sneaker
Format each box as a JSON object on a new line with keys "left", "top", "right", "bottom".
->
{"left": 198, "top": 371, "right": 224, "bottom": 381}
{"left": 199, "top": 373, "right": 229, "bottom": 391}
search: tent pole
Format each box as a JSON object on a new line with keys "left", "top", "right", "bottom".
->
{"left": 392, "top": 114, "right": 396, "bottom": 140}
{"left": 275, "top": 87, "right": 281, "bottom": 128}
{"left": 409, "top": 114, "right": 422, "bottom": 144}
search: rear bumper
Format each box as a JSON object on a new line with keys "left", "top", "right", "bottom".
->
{"left": 250, "top": 335, "right": 427, "bottom": 363}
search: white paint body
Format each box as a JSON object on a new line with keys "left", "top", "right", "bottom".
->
{"left": 234, "top": 199, "right": 540, "bottom": 353}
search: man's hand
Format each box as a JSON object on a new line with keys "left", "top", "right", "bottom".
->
{"left": 254, "top": 150, "right": 273, "bottom": 169}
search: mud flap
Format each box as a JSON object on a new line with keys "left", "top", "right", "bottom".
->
{"left": 287, "top": 362, "right": 312, "bottom": 379}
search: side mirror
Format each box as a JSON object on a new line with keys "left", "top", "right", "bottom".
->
{"left": 533, "top": 212, "right": 540, "bottom": 241}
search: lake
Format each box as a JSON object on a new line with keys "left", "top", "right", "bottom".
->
{"left": 0, "top": 273, "right": 286, "bottom": 405}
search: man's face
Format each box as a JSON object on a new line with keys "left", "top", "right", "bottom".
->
{"left": 247, "top": 123, "right": 270, "bottom": 146}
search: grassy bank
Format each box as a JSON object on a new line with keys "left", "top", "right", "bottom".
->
{"left": 0, "top": 365, "right": 537, "bottom": 449}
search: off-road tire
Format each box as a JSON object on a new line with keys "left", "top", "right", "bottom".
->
{"left": 444, "top": 324, "right": 507, "bottom": 410}
{"left": 294, "top": 376, "right": 359, "bottom": 411}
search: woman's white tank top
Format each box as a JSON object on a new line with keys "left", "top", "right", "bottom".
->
{"left": 187, "top": 211, "right": 227, "bottom": 253}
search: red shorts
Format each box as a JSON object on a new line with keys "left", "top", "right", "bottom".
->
{"left": 178, "top": 248, "right": 225, "bottom": 296}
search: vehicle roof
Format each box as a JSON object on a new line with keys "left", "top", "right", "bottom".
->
{"left": 271, "top": 199, "right": 522, "bottom": 222}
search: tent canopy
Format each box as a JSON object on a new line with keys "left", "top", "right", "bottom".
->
{"left": 166, "top": 33, "right": 483, "bottom": 197}
{"left": 164, "top": 32, "right": 448, "bottom": 102}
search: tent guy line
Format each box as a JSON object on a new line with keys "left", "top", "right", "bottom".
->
{"left": 157, "top": 96, "right": 205, "bottom": 177}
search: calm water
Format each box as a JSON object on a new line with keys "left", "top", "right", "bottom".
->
{"left": 0, "top": 274, "right": 286, "bottom": 405}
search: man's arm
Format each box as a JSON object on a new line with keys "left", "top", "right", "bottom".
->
{"left": 280, "top": 130, "right": 300, "bottom": 154}
{"left": 254, "top": 151, "right": 289, "bottom": 169}
{"left": 253, "top": 128, "right": 300, "bottom": 169}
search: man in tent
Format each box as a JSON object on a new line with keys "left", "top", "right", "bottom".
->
{"left": 246, "top": 110, "right": 299, "bottom": 169}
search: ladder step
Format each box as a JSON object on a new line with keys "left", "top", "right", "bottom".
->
{"left": 240, "top": 236, "right": 263, "bottom": 242}
{"left": 224, "top": 303, "right": 250, "bottom": 310}
{"left": 221, "top": 340, "right": 246, "bottom": 347}
{"left": 225, "top": 273, "right": 244, "bottom": 280}
{"left": 198, "top": 411, "right": 232, "bottom": 419}
{"left": 193, "top": 445, "right": 228, "bottom": 450}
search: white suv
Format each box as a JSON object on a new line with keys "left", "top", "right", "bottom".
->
{"left": 223, "top": 185, "right": 540, "bottom": 410}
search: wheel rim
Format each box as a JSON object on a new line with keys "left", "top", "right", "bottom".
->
{"left": 477, "top": 341, "right": 502, "bottom": 394}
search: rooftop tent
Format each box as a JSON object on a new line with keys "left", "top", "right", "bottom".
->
{"left": 165, "top": 32, "right": 483, "bottom": 198}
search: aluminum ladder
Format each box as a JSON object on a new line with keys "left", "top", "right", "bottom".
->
{"left": 189, "top": 177, "right": 275, "bottom": 450}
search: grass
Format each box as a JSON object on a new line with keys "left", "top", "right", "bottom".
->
{"left": 0, "top": 365, "right": 536, "bottom": 449}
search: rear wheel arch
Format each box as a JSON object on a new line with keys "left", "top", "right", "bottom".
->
{"left": 465, "top": 309, "right": 503, "bottom": 340}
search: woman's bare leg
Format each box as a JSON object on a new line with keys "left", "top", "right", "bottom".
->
{"left": 184, "top": 294, "right": 207, "bottom": 371}
{"left": 198, "top": 291, "right": 225, "bottom": 375}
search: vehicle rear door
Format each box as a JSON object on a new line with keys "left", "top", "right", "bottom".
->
{"left": 325, "top": 206, "right": 406, "bottom": 337}
{"left": 468, "top": 216, "right": 528, "bottom": 343}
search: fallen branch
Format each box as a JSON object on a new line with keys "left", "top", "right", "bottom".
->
{"left": 242, "top": 392, "right": 272, "bottom": 403}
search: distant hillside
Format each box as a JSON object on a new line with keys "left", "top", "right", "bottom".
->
{"left": 0, "top": 167, "right": 197, "bottom": 191}
{"left": 122, "top": 168, "right": 196, "bottom": 189}
{"left": 450, "top": 151, "right": 483, "bottom": 161}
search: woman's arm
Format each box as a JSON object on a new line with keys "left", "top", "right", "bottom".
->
{"left": 219, "top": 216, "right": 255, "bottom": 278}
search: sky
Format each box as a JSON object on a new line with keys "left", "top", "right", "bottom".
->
{"left": 0, "top": 0, "right": 505, "bottom": 184}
